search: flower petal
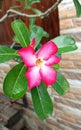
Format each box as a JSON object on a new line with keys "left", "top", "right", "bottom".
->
{"left": 45, "top": 55, "right": 60, "bottom": 66}
{"left": 30, "top": 38, "right": 36, "bottom": 48}
{"left": 18, "top": 46, "right": 37, "bottom": 67}
{"left": 25, "top": 66, "right": 41, "bottom": 90}
{"left": 37, "top": 41, "right": 58, "bottom": 60}
{"left": 40, "top": 66, "right": 56, "bottom": 85}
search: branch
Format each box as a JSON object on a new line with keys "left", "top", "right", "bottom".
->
{"left": 0, "top": 0, "right": 63, "bottom": 22}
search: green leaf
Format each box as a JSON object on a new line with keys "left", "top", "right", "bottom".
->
{"left": 31, "top": 82, "right": 53, "bottom": 120}
{"left": 30, "top": 0, "right": 40, "bottom": 4}
{"left": 25, "top": 0, "right": 40, "bottom": 7}
{"left": 52, "top": 35, "right": 77, "bottom": 54}
{"left": 10, "top": 5, "right": 21, "bottom": 9}
{"left": 3, "top": 63, "right": 27, "bottom": 99}
{"left": 29, "top": 18, "right": 36, "bottom": 27}
{"left": 11, "top": 20, "right": 30, "bottom": 47}
{"left": 13, "top": 35, "right": 20, "bottom": 44}
{"left": 52, "top": 64, "right": 60, "bottom": 70}
{"left": 30, "top": 25, "right": 49, "bottom": 48}
{"left": 73, "top": 0, "right": 81, "bottom": 17}
{"left": 31, "top": 8, "right": 43, "bottom": 17}
{"left": 52, "top": 72, "right": 69, "bottom": 95}
{"left": 0, "top": 46, "right": 19, "bottom": 63}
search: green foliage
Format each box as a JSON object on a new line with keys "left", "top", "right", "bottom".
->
{"left": 25, "top": 0, "right": 40, "bottom": 8}
{"left": 17, "top": 0, "right": 41, "bottom": 9}
{"left": 0, "top": 46, "right": 19, "bottom": 63}
{"left": 52, "top": 35, "right": 77, "bottom": 54}
{"left": 28, "top": 0, "right": 40, "bottom": 5}
{"left": 52, "top": 64, "right": 60, "bottom": 70}
{"left": 3, "top": 63, "right": 27, "bottom": 99}
{"left": 31, "top": 82, "right": 53, "bottom": 120}
{"left": 13, "top": 35, "right": 20, "bottom": 44}
{"left": 29, "top": 18, "right": 36, "bottom": 27}
{"left": 30, "top": 25, "right": 49, "bottom": 48}
{"left": 0, "top": 0, "right": 79, "bottom": 120}
{"left": 52, "top": 72, "right": 69, "bottom": 95}
{"left": 11, "top": 20, "right": 30, "bottom": 47}
{"left": 73, "top": 0, "right": 81, "bottom": 17}
{"left": 31, "top": 8, "right": 43, "bottom": 17}
{"left": 10, "top": 5, "right": 21, "bottom": 9}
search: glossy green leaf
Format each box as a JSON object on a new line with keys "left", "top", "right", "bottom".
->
{"left": 3, "top": 63, "right": 27, "bottom": 99}
{"left": 73, "top": 0, "right": 81, "bottom": 17}
{"left": 31, "top": 82, "right": 53, "bottom": 120}
{"left": 52, "top": 72, "right": 69, "bottom": 95}
{"left": 0, "top": 46, "right": 19, "bottom": 63}
{"left": 30, "top": 25, "right": 49, "bottom": 48}
{"left": 11, "top": 20, "right": 30, "bottom": 47}
{"left": 52, "top": 35, "right": 77, "bottom": 54}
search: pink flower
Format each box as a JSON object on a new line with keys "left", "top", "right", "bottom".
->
{"left": 18, "top": 39, "right": 60, "bottom": 90}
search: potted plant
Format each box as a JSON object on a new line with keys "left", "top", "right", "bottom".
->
{"left": 0, "top": 0, "right": 80, "bottom": 120}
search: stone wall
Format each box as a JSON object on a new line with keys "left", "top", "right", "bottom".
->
{"left": 59, "top": 0, "right": 81, "bottom": 41}
{"left": 0, "top": 0, "right": 81, "bottom": 130}
{"left": 59, "top": 0, "right": 81, "bottom": 81}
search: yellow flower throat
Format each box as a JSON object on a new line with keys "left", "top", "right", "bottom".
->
{"left": 36, "top": 59, "right": 43, "bottom": 67}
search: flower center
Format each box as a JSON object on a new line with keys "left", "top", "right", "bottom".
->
{"left": 36, "top": 58, "right": 43, "bottom": 67}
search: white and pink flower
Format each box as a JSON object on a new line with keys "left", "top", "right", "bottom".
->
{"left": 18, "top": 39, "right": 60, "bottom": 90}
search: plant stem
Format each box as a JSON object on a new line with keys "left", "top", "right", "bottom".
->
{"left": 0, "top": 0, "right": 63, "bottom": 22}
